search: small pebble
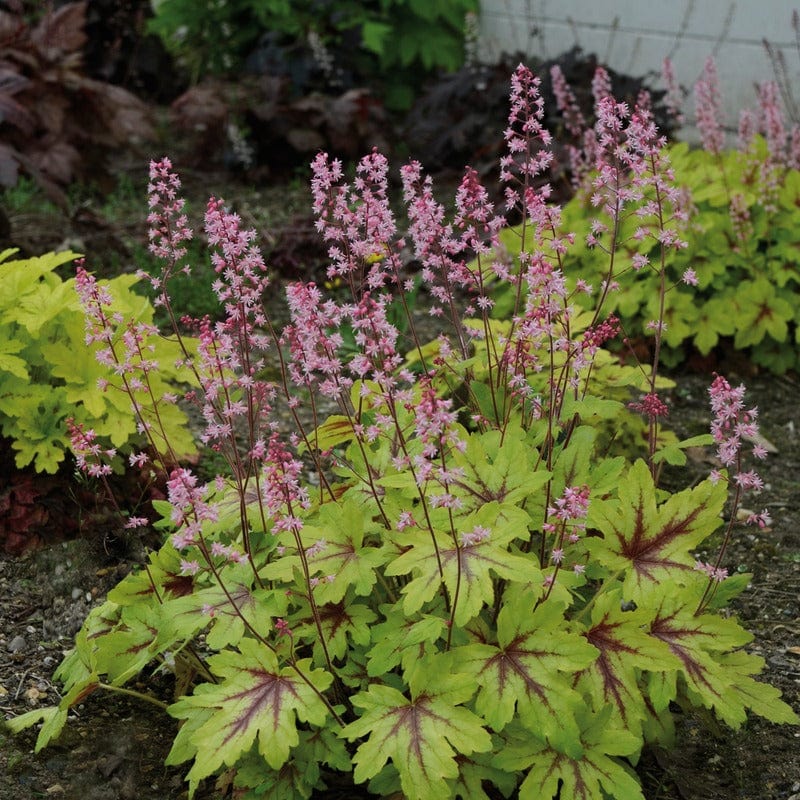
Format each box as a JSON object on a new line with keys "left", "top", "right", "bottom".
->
{"left": 8, "top": 634, "right": 26, "bottom": 653}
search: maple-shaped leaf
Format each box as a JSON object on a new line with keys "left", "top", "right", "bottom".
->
{"left": 94, "top": 601, "right": 180, "bottom": 684}
{"left": 169, "top": 579, "right": 285, "bottom": 650}
{"left": 574, "top": 587, "right": 680, "bottom": 740}
{"left": 107, "top": 542, "right": 193, "bottom": 606}
{"left": 303, "top": 413, "right": 356, "bottom": 453}
{"left": 452, "top": 590, "right": 597, "bottom": 743}
{"left": 0, "top": 335, "right": 28, "bottom": 380}
{"left": 366, "top": 605, "right": 447, "bottom": 677}
{"left": 716, "top": 650, "right": 799, "bottom": 726}
{"left": 5, "top": 671, "right": 100, "bottom": 753}
{"left": 586, "top": 460, "right": 726, "bottom": 602}
{"left": 342, "top": 669, "right": 492, "bottom": 800}
{"left": 12, "top": 275, "right": 76, "bottom": 336}
{"left": 552, "top": 425, "right": 625, "bottom": 498}
{"left": 0, "top": 250, "right": 78, "bottom": 302}
{"left": 386, "top": 502, "right": 538, "bottom": 625}
{"left": 234, "top": 726, "right": 351, "bottom": 798}
{"left": 167, "top": 640, "right": 333, "bottom": 790}
{"left": 293, "top": 594, "right": 376, "bottom": 662}
{"left": 496, "top": 708, "right": 644, "bottom": 800}
{"left": 450, "top": 424, "right": 551, "bottom": 509}
{"left": 302, "top": 498, "right": 387, "bottom": 603}
{"left": 448, "top": 746, "right": 519, "bottom": 800}
{"left": 648, "top": 600, "right": 799, "bottom": 728}
{"left": 733, "top": 278, "right": 794, "bottom": 348}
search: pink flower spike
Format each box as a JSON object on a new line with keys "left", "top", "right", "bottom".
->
{"left": 694, "top": 57, "right": 725, "bottom": 155}
{"left": 681, "top": 268, "right": 698, "bottom": 286}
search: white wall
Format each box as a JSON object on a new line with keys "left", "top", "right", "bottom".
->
{"left": 478, "top": 0, "right": 800, "bottom": 138}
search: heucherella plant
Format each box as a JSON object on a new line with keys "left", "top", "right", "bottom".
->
{"left": 498, "top": 56, "right": 800, "bottom": 372}
{"left": 7, "top": 66, "right": 797, "bottom": 800}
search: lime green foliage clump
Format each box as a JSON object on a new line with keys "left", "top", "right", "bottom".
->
{"left": 149, "top": 0, "right": 477, "bottom": 108}
{"left": 0, "top": 249, "right": 195, "bottom": 472}
{"left": 10, "top": 411, "right": 795, "bottom": 799}
{"left": 496, "top": 139, "right": 800, "bottom": 372}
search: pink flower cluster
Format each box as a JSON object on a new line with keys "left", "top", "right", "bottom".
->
{"left": 67, "top": 418, "right": 116, "bottom": 478}
{"left": 694, "top": 57, "right": 725, "bottom": 156}
{"left": 408, "top": 378, "right": 466, "bottom": 510}
{"left": 167, "top": 467, "right": 218, "bottom": 550}
{"left": 501, "top": 64, "right": 554, "bottom": 206}
{"left": 628, "top": 392, "right": 669, "bottom": 421}
{"left": 281, "top": 281, "right": 346, "bottom": 397}
{"left": 544, "top": 485, "right": 591, "bottom": 579}
{"left": 708, "top": 374, "right": 767, "bottom": 497}
{"left": 310, "top": 148, "right": 399, "bottom": 292}
{"left": 261, "top": 433, "right": 309, "bottom": 534}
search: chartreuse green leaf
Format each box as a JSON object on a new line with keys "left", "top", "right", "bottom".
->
{"left": 0, "top": 249, "right": 77, "bottom": 300}
{"left": 496, "top": 706, "right": 644, "bottom": 800}
{"left": 551, "top": 425, "right": 625, "bottom": 498}
{"left": 0, "top": 382, "right": 71, "bottom": 471}
{"left": 717, "top": 650, "right": 799, "bottom": 725}
{"left": 651, "top": 432, "right": 714, "bottom": 467}
{"left": 586, "top": 460, "right": 726, "bottom": 601}
{"left": 366, "top": 605, "right": 447, "bottom": 677}
{"left": 648, "top": 599, "right": 799, "bottom": 728}
{"left": 386, "top": 502, "right": 538, "bottom": 625}
{"left": 452, "top": 590, "right": 597, "bottom": 744}
{"left": 303, "top": 414, "right": 356, "bottom": 453}
{"left": 234, "top": 726, "right": 352, "bottom": 799}
{"left": 0, "top": 249, "right": 196, "bottom": 472}
{"left": 168, "top": 575, "right": 283, "bottom": 650}
{"left": 0, "top": 336, "right": 28, "bottom": 379}
{"left": 733, "top": 278, "right": 794, "bottom": 349}
{"left": 342, "top": 665, "right": 492, "bottom": 800}
{"left": 5, "top": 671, "right": 101, "bottom": 753}
{"left": 107, "top": 542, "right": 193, "bottom": 607}
{"left": 293, "top": 593, "right": 376, "bottom": 663}
{"left": 167, "top": 640, "right": 333, "bottom": 794}
{"left": 7, "top": 600, "right": 114, "bottom": 751}
{"left": 448, "top": 746, "right": 519, "bottom": 800}
{"left": 94, "top": 601, "right": 180, "bottom": 685}
{"left": 450, "top": 423, "right": 550, "bottom": 509}
{"left": 575, "top": 587, "right": 680, "bottom": 740}
{"left": 301, "top": 497, "right": 386, "bottom": 603}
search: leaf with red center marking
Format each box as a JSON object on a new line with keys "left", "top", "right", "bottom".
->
{"left": 342, "top": 668, "right": 492, "bottom": 800}
{"left": 302, "top": 498, "right": 387, "bottom": 603}
{"left": 451, "top": 590, "right": 597, "bottom": 745}
{"left": 574, "top": 588, "right": 679, "bottom": 740}
{"left": 386, "top": 502, "right": 538, "bottom": 626}
{"left": 647, "top": 599, "right": 799, "bottom": 728}
{"left": 293, "top": 595, "right": 376, "bottom": 661}
{"left": 496, "top": 707, "right": 644, "bottom": 800}
{"left": 166, "top": 638, "right": 332, "bottom": 792}
{"left": 586, "top": 459, "right": 726, "bottom": 602}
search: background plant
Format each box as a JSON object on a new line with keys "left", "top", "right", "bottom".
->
{"left": 492, "top": 57, "right": 800, "bottom": 373}
{"left": 0, "top": 247, "right": 195, "bottom": 474}
{"left": 149, "top": 0, "right": 478, "bottom": 109}
{"left": 0, "top": 1, "right": 155, "bottom": 201}
{"left": 7, "top": 67, "right": 797, "bottom": 800}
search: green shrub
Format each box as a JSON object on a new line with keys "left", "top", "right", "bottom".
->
{"left": 493, "top": 138, "right": 800, "bottom": 372}
{"left": 149, "top": 0, "right": 478, "bottom": 108}
{"left": 0, "top": 248, "right": 195, "bottom": 472}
